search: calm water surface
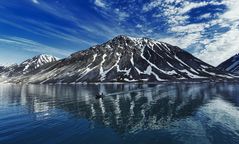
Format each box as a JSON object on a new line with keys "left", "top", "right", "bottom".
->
{"left": 0, "top": 82, "right": 239, "bottom": 144}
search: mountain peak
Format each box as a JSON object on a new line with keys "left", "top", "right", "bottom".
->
{"left": 33, "top": 54, "right": 58, "bottom": 60}
{"left": 101, "top": 35, "right": 163, "bottom": 51}
{"left": 111, "top": 35, "right": 165, "bottom": 47}
{"left": 111, "top": 35, "right": 134, "bottom": 42}
{"left": 20, "top": 54, "right": 58, "bottom": 73}
{"left": 112, "top": 35, "right": 153, "bottom": 41}
{"left": 114, "top": 35, "right": 130, "bottom": 39}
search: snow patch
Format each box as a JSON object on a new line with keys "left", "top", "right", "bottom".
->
{"left": 144, "top": 65, "right": 152, "bottom": 75}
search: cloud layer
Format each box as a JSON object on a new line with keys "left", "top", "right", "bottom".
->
{"left": 142, "top": 0, "right": 239, "bottom": 66}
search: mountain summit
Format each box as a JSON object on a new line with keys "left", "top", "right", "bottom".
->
{"left": 20, "top": 54, "right": 58, "bottom": 73}
{"left": 0, "top": 36, "right": 234, "bottom": 83}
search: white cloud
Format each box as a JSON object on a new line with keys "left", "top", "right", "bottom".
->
{"left": 170, "top": 23, "right": 209, "bottom": 33}
{"left": 198, "top": 13, "right": 211, "bottom": 20}
{"left": 179, "top": 1, "right": 211, "bottom": 14}
{"left": 143, "top": 0, "right": 162, "bottom": 12}
{"left": 144, "top": 1, "right": 218, "bottom": 28}
{"left": 144, "top": 0, "right": 239, "bottom": 66}
{"left": 136, "top": 24, "right": 143, "bottom": 28}
{"left": 221, "top": 0, "right": 239, "bottom": 21}
{"left": 114, "top": 8, "right": 129, "bottom": 21}
{"left": 32, "top": 0, "right": 39, "bottom": 4}
{"left": 160, "top": 32, "right": 201, "bottom": 49}
{"left": 94, "top": 0, "right": 106, "bottom": 8}
{"left": 192, "top": 0, "right": 239, "bottom": 66}
{"left": 195, "top": 27, "right": 239, "bottom": 66}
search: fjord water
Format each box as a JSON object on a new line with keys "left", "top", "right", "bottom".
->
{"left": 0, "top": 83, "right": 239, "bottom": 144}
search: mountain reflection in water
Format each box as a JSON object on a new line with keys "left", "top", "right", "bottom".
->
{"left": 0, "top": 82, "right": 239, "bottom": 144}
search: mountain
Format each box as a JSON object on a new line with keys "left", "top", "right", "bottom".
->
{"left": 0, "top": 64, "right": 18, "bottom": 78}
{"left": 2, "top": 35, "right": 232, "bottom": 84}
{"left": 18, "top": 54, "right": 58, "bottom": 74}
{"left": 0, "top": 66, "right": 4, "bottom": 71}
{"left": 0, "top": 54, "right": 58, "bottom": 80}
{"left": 217, "top": 54, "right": 239, "bottom": 74}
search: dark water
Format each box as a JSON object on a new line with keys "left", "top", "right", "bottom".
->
{"left": 0, "top": 82, "right": 239, "bottom": 144}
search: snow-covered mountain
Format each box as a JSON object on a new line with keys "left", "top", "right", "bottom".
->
{"left": 19, "top": 54, "right": 58, "bottom": 74}
{"left": 2, "top": 35, "right": 232, "bottom": 84}
{"left": 0, "top": 54, "right": 58, "bottom": 78}
{"left": 217, "top": 54, "right": 239, "bottom": 74}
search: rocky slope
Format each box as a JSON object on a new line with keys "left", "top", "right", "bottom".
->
{"left": 217, "top": 54, "right": 239, "bottom": 74}
{"left": 0, "top": 54, "right": 57, "bottom": 81}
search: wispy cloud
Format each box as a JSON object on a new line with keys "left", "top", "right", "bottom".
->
{"left": 114, "top": 8, "right": 130, "bottom": 21}
{"left": 0, "top": 36, "right": 74, "bottom": 57}
{"left": 198, "top": 13, "right": 211, "bottom": 20}
{"left": 32, "top": 0, "right": 39, "bottom": 4}
{"left": 0, "top": 17, "right": 94, "bottom": 47}
{"left": 28, "top": 1, "right": 126, "bottom": 40}
{"left": 94, "top": 0, "right": 106, "bottom": 8}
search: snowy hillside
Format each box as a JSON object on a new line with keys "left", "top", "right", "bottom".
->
{"left": 0, "top": 54, "right": 58, "bottom": 79}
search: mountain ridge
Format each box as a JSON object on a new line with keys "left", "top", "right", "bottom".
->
{"left": 0, "top": 35, "right": 236, "bottom": 84}
{"left": 217, "top": 54, "right": 239, "bottom": 74}
{"left": 0, "top": 54, "right": 58, "bottom": 80}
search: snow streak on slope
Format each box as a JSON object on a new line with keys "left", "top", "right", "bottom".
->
{"left": 217, "top": 54, "right": 239, "bottom": 74}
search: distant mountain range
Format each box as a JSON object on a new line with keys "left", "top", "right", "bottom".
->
{"left": 0, "top": 35, "right": 237, "bottom": 84}
{"left": 217, "top": 54, "right": 239, "bottom": 74}
{"left": 0, "top": 54, "right": 57, "bottom": 80}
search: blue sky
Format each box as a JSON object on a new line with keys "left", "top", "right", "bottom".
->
{"left": 0, "top": 0, "right": 239, "bottom": 66}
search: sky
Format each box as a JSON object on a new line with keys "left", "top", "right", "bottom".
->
{"left": 0, "top": 0, "right": 239, "bottom": 66}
